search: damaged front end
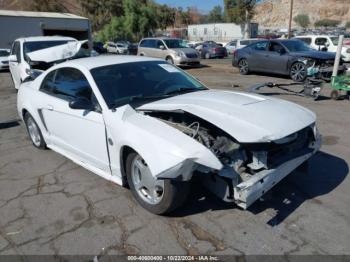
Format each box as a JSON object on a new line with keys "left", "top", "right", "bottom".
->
{"left": 301, "top": 57, "right": 346, "bottom": 81}
{"left": 145, "top": 110, "right": 321, "bottom": 209}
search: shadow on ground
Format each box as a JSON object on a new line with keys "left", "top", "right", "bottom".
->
{"left": 170, "top": 151, "right": 348, "bottom": 226}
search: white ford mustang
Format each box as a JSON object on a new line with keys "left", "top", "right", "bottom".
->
{"left": 17, "top": 56, "right": 322, "bottom": 214}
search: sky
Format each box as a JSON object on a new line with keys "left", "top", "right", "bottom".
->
{"left": 155, "top": 0, "right": 223, "bottom": 13}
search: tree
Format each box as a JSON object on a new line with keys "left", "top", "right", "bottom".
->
{"left": 314, "top": 19, "right": 341, "bottom": 28}
{"left": 224, "top": 0, "right": 256, "bottom": 38}
{"left": 208, "top": 5, "right": 223, "bottom": 23}
{"left": 30, "top": 0, "right": 67, "bottom": 12}
{"left": 293, "top": 14, "right": 310, "bottom": 29}
{"left": 80, "top": 0, "right": 124, "bottom": 31}
{"left": 345, "top": 21, "right": 350, "bottom": 29}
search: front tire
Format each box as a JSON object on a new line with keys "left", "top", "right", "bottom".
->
{"left": 290, "top": 62, "right": 307, "bottom": 82}
{"left": 238, "top": 58, "right": 249, "bottom": 75}
{"left": 126, "top": 152, "right": 189, "bottom": 215}
{"left": 166, "top": 56, "right": 174, "bottom": 65}
{"left": 24, "top": 113, "right": 46, "bottom": 149}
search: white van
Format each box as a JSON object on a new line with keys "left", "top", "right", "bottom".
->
{"left": 294, "top": 35, "right": 350, "bottom": 62}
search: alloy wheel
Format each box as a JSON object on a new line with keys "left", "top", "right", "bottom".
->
{"left": 291, "top": 62, "right": 307, "bottom": 82}
{"left": 131, "top": 155, "right": 164, "bottom": 205}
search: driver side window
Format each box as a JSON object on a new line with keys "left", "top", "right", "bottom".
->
{"left": 40, "top": 68, "right": 100, "bottom": 111}
{"left": 269, "top": 42, "right": 285, "bottom": 53}
{"left": 156, "top": 40, "right": 164, "bottom": 49}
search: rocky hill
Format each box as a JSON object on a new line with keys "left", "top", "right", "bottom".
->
{"left": 254, "top": 0, "right": 350, "bottom": 28}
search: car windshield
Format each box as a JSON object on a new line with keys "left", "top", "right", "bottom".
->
{"left": 91, "top": 61, "right": 207, "bottom": 108}
{"left": 163, "top": 39, "right": 188, "bottom": 48}
{"left": 0, "top": 50, "right": 9, "bottom": 56}
{"left": 23, "top": 40, "right": 73, "bottom": 55}
{"left": 282, "top": 40, "right": 313, "bottom": 52}
{"left": 330, "top": 37, "right": 339, "bottom": 45}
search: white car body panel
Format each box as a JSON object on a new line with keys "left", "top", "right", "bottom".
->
{"left": 138, "top": 90, "right": 316, "bottom": 143}
{"left": 17, "top": 55, "right": 321, "bottom": 210}
{"left": 26, "top": 40, "right": 83, "bottom": 63}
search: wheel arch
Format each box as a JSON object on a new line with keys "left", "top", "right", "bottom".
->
{"left": 119, "top": 145, "right": 136, "bottom": 186}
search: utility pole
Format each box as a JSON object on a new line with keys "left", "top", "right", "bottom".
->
{"left": 288, "top": 0, "right": 294, "bottom": 39}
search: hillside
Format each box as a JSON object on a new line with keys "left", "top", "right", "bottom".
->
{"left": 254, "top": 0, "right": 350, "bottom": 28}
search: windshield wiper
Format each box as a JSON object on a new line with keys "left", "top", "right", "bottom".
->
{"left": 163, "top": 87, "right": 204, "bottom": 96}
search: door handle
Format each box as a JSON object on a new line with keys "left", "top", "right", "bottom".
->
{"left": 47, "top": 105, "right": 54, "bottom": 111}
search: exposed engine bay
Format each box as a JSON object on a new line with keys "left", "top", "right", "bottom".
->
{"left": 146, "top": 110, "right": 317, "bottom": 188}
{"left": 142, "top": 109, "right": 321, "bottom": 209}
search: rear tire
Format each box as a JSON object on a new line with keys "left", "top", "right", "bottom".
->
{"left": 126, "top": 152, "right": 189, "bottom": 215}
{"left": 24, "top": 113, "right": 46, "bottom": 149}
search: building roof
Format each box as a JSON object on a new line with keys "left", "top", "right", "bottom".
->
{"left": 0, "top": 10, "right": 87, "bottom": 20}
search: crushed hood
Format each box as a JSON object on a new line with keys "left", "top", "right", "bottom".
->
{"left": 26, "top": 40, "right": 86, "bottom": 63}
{"left": 137, "top": 90, "right": 316, "bottom": 143}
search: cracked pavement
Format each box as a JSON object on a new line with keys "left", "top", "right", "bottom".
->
{"left": 0, "top": 59, "right": 349, "bottom": 256}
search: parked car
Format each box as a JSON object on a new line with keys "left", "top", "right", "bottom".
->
{"left": 0, "top": 49, "right": 10, "bottom": 70}
{"left": 137, "top": 37, "right": 200, "bottom": 66}
{"left": 198, "top": 42, "right": 227, "bottom": 59}
{"left": 127, "top": 43, "right": 138, "bottom": 55}
{"left": 225, "top": 38, "right": 264, "bottom": 55}
{"left": 294, "top": 35, "right": 350, "bottom": 62}
{"left": 17, "top": 55, "right": 321, "bottom": 214}
{"left": 106, "top": 42, "right": 128, "bottom": 54}
{"left": 8, "top": 36, "right": 81, "bottom": 89}
{"left": 93, "top": 42, "right": 107, "bottom": 54}
{"left": 233, "top": 39, "right": 343, "bottom": 82}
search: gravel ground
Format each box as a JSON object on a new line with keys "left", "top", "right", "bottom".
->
{"left": 0, "top": 58, "right": 349, "bottom": 257}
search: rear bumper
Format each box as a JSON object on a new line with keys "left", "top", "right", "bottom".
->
{"left": 234, "top": 134, "right": 322, "bottom": 209}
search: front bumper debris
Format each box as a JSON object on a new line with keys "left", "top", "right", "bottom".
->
{"left": 234, "top": 134, "right": 321, "bottom": 209}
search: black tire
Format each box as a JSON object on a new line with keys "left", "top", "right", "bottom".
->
{"left": 290, "top": 62, "right": 307, "bottom": 82}
{"left": 126, "top": 152, "right": 189, "bottom": 215}
{"left": 24, "top": 113, "right": 46, "bottom": 149}
{"left": 330, "top": 89, "right": 340, "bottom": 100}
{"left": 238, "top": 58, "right": 249, "bottom": 75}
{"left": 166, "top": 56, "right": 174, "bottom": 65}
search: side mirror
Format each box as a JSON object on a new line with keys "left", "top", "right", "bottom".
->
{"left": 159, "top": 45, "right": 166, "bottom": 50}
{"left": 69, "top": 97, "right": 93, "bottom": 110}
{"left": 8, "top": 54, "right": 17, "bottom": 62}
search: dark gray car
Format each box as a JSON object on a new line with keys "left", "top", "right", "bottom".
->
{"left": 232, "top": 39, "right": 339, "bottom": 82}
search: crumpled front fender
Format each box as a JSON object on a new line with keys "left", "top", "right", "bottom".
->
{"left": 113, "top": 106, "right": 223, "bottom": 180}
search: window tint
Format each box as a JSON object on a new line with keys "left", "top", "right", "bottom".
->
{"left": 156, "top": 40, "right": 164, "bottom": 49}
{"left": 269, "top": 42, "right": 285, "bottom": 53}
{"left": 251, "top": 41, "right": 268, "bottom": 51}
{"left": 0, "top": 50, "right": 9, "bottom": 56}
{"left": 91, "top": 61, "right": 206, "bottom": 108}
{"left": 297, "top": 38, "right": 312, "bottom": 45}
{"left": 40, "top": 70, "right": 57, "bottom": 93}
{"left": 315, "top": 38, "right": 328, "bottom": 46}
{"left": 53, "top": 68, "right": 92, "bottom": 101}
{"left": 140, "top": 39, "right": 155, "bottom": 48}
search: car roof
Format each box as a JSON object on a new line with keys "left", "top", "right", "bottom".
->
{"left": 16, "top": 36, "right": 77, "bottom": 42}
{"left": 60, "top": 55, "right": 163, "bottom": 70}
